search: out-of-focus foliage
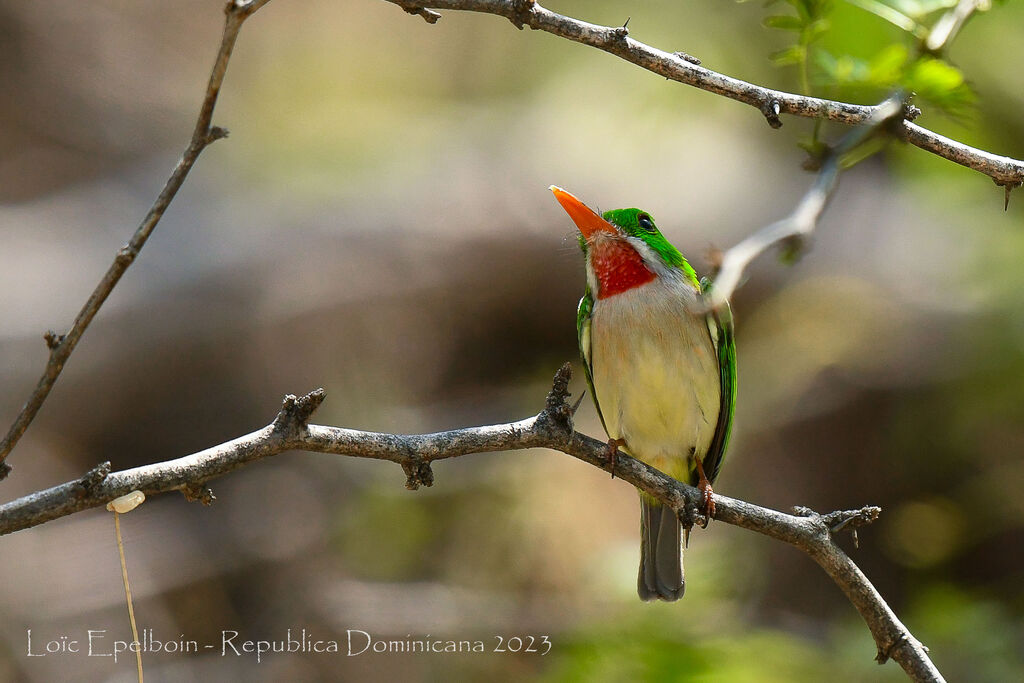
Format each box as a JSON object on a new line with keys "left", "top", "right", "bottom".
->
{"left": 751, "top": 0, "right": 979, "bottom": 117}
{"left": 2, "top": 1, "right": 1024, "bottom": 681}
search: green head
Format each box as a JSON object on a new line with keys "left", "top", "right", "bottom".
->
{"left": 551, "top": 186, "right": 700, "bottom": 290}
{"left": 601, "top": 208, "right": 691, "bottom": 272}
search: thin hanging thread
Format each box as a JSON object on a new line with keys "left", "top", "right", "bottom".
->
{"left": 114, "top": 511, "right": 144, "bottom": 683}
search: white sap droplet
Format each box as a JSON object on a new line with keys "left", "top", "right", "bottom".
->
{"left": 106, "top": 490, "right": 146, "bottom": 513}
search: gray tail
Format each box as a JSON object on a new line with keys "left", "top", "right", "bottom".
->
{"left": 638, "top": 498, "right": 685, "bottom": 601}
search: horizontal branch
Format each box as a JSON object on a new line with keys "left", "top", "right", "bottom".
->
{"left": 389, "top": 0, "right": 1024, "bottom": 188}
{"left": 0, "top": 365, "right": 943, "bottom": 682}
{"left": 0, "top": 0, "right": 274, "bottom": 478}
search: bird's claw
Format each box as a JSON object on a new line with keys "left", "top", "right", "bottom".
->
{"left": 694, "top": 456, "right": 716, "bottom": 525}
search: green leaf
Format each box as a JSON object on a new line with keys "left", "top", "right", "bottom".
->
{"left": 816, "top": 50, "right": 870, "bottom": 83}
{"left": 909, "top": 56, "right": 965, "bottom": 92}
{"left": 797, "top": 136, "right": 829, "bottom": 159}
{"left": 868, "top": 44, "right": 909, "bottom": 83}
{"left": 905, "top": 56, "right": 975, "bottom": 115}
{"left": 771, "top": 45, "right": 807, "bottom": 66}
{"left": 793, "top": 0, "right": 814, "bottom": 22}
{"left": 763, "top": 14, "right": 805, "bottom": 30}
{"left": 805, "top": 18, "right": 831, "bottom": 39}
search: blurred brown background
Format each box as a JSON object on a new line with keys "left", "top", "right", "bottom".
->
{"left": 1, "top": 1, "right": 1022, "bottom": 681}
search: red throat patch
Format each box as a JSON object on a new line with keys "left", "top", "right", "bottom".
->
{"left": 590, "top": 239, "right": 656, "bottom": 299}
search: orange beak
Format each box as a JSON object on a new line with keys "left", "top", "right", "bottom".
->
{"left": 550, "top": 186, "right": 616, "bottom": 239}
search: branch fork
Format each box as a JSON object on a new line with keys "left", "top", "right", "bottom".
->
{"left": 0, "top": 3, "right": 964, "bottom": 680}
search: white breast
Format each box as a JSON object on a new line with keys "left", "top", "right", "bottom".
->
{"left": 589, "top": 275, "right": 720, "bottom": 480}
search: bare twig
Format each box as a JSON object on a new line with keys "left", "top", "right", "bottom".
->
{"left": 0, "top": 365, "right": 943, "bottom": 682}
{"left": 385, "top": 0, "right": 1024, "bottom": 187}
{"left": 925, "top": 0, "right": 989, "bottom": 53}
{"left": 703, "top": 95, "right": 904, "bottom": 310}
{"left": 0, "top": 6, "right": 960, "bottom": 680}
{"left": 0, "top": 0, "right": 274, "bottom": 479}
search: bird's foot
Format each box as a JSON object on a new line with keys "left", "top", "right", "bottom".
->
{"left": 694, "top": 457, "right": 715, "bottom": 526}
{"left": 605, "top": 438, "right": 625, "bottom": 479}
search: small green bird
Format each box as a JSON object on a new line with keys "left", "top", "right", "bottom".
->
{"left": 551, "top": 186, "right": 737, "bottom": 601}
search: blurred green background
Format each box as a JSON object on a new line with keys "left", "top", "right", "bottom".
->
{"left": 1, "top": 0, "right": 1022, "bottom": 680}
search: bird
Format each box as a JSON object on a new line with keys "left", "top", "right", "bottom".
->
{"left": 550, "top": 186, "right": 736, "bottom": 601}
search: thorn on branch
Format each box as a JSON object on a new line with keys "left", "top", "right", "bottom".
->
{"left": 182, "top": 483, "right": 216, "bottom": 505}
{"left": 761, "top": 98, "right": 783, "bottom": 129}
{"left": 994, "top": 178, "right": 1023, "bottom": 211}
{"left": 402, "top": 4, "right": 442, "bottom": 24}
{"left": 607, "top": 25, "right": 629, "bottom": 43}
{"left": 44, "top": 330, "right": 65, "bottom": 350}
{"left": 402, "top": 458, "right": 434, "bottom": 490}
{"left": 673, "top": 51, "right": 701, "bottom": 65}
{"left": 570, "top": 390, "right": 586, "bottom": 415}
{"left": 75, "top": 461, "right": 112, "bottom": 498}
{"left": 272, "top": 388, "right": 326, "bottom": 437}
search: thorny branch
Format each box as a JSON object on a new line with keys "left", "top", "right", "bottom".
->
{"left": 0, "top": 0, "right": 274, "bottom": 478}
{"left": 1, "top": 0, "right": 1016, "bottom": 481}
{"left": 0, "top": 365, "right": 944, "bottom": 682}
{"left": 0, "top": 4, "right": 968, "bottom": 682}
{"left": 387, "top": 0, "right": 1024, "bottom": 188}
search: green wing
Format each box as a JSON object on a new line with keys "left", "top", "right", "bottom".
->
{"left": 700, "top": 280, "right": 737, "bottom": 485}
{"left": 577, "top": 288, "right": 610, "bottom": 436}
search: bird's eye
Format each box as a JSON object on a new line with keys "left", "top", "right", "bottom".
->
{"left": 638, "top": 213, "right": 656, "bottom": 233}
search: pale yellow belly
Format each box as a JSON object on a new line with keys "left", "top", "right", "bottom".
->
{"left": 590, "top": 279, "right": 720, "bottom": 482}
